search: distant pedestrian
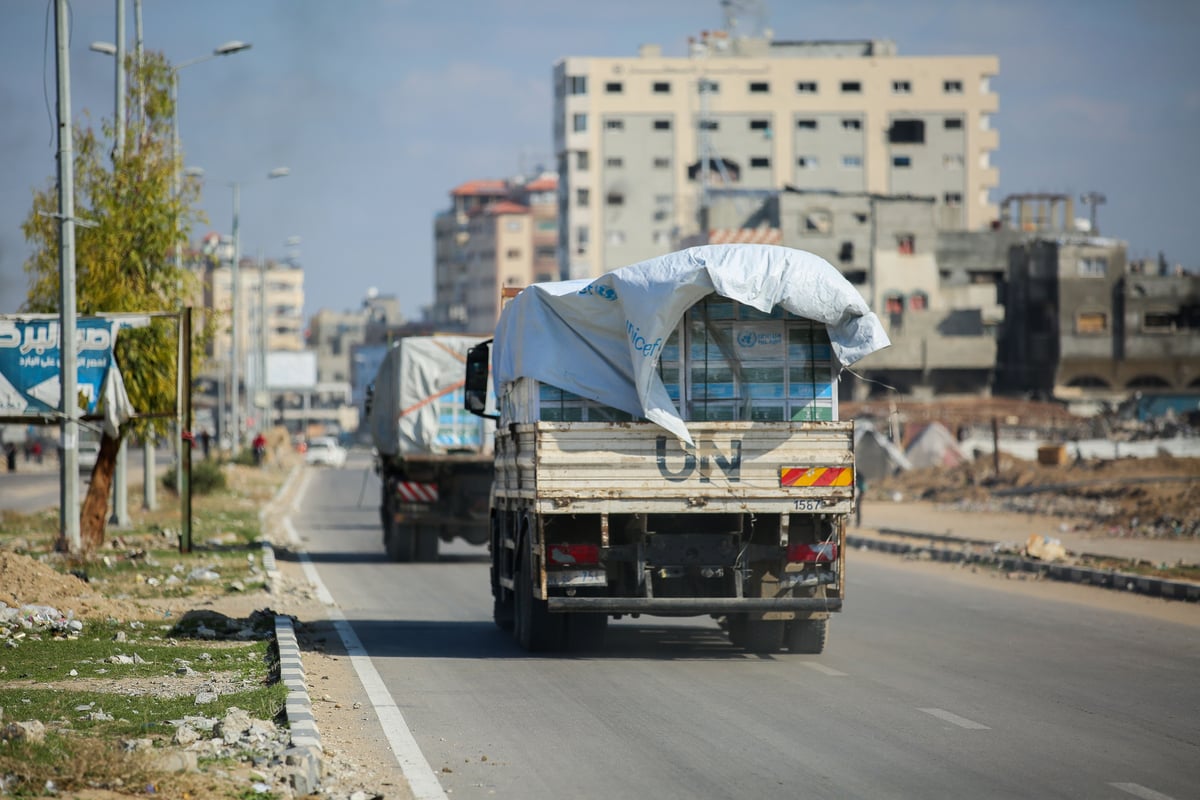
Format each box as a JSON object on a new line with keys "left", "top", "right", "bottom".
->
{"left": 199, "top": 428, "right": 212, "bottom": 460}
{"left": 252, "top": 432, "right": 267, "bottom": 467}
{"left": 4, "top": 443, "right": 16, "bottom": 473}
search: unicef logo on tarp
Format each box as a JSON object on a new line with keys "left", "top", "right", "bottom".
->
{"left": 738, "top": 330, "right": 757, "bottom": 348}
{"left": 579, "top": 282, "right": 618, "bottom": 301}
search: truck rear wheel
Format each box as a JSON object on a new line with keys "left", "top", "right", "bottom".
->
{"left": 386, "top": 520, "right": 414, "bottom": 563}
{"left": 728, "top": 615, "right": 784, "bottom": 654}
{"left": 413, "top": 524, "right": 439, "bottom": 562}
{"left": 566, "top": 613, "right": 608, "bottom": 651}
{"left": 514, "top": 542, "right": 565, "bottom": 652}
{"left": 785, "top": 618, "right": 828, "bottom": 654}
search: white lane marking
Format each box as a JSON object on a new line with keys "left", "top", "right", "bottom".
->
{"left": 918, "top": 707, "right": 990, "bottom": 729}
{"left": 285, "top": 475, "right": 448, "bottom": 800}
{"left": 800, "top": 662, "right": 847, "bottom": 676}
{"left": 1111, "top": 783, "right": 1177, "bottom": 800}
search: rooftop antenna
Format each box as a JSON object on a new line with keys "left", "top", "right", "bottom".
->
{"left": 1079, "top": 191, "right": 1106, "bottom": 234}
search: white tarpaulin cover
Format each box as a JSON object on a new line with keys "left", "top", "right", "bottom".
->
{"left": 369, "top": 335, "right": 494, "bottom": 457}
{"left": 494, "top": 244, "right": 890, "bottom": 443}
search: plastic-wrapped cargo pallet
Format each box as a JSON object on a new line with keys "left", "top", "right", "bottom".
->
{"left": 494, "top": 244, "right": 885, "bottom": 441}
{"left": 368, "top": 335, "right": 495, "bottom": 458}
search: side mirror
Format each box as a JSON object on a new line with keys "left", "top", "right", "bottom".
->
{"left": 465, "top": 339, "right": 498, "bottom": 420}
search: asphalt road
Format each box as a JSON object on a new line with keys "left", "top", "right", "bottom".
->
{"left": 0, "top": 447, "right": 170, "bottom": 514}
{"left": 293, "top": 456, "right": 1200, "bottom": 799}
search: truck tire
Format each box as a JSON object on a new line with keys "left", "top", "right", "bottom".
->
{"left": 413, "top": 524, "right": 439, "bottom": 562}
{"left": 566, "top": 613, "right": 608, "bottom": 652}
{"left": 491, "top": 519, "right": 515, "bottom": 631}
{"left": 386, "top": 521, "right": 414, "bottom": 563}
{"left": 785, "top": 618, "right": 828, "bottom": 654}
{"left": 728, "top": 615, "right": 784, "bottom": 654}
{"left": 514, "top": 540, "right": 565, "bottom": 652}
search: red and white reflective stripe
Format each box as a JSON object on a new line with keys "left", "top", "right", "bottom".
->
{"left": 395, "top": 481, "right": 438, "bottom": 503}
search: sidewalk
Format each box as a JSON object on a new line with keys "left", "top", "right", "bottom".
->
{"left": 855, "top": 498, "right": 1200, "bottom": 567}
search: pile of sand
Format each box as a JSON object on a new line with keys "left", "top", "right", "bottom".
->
{"left": 0, "top": 551, "right": 143, "bottom": 620}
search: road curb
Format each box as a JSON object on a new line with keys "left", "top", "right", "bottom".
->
{"left": 848, "top": 530, "right": 1200, "bottom": 602}
{"left": 275, "top": 613, "right": 324, "bottom": 794}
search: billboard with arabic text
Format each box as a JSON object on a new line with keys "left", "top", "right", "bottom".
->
{"left": 0, "top": 316, "right": 123, "bottom": 417}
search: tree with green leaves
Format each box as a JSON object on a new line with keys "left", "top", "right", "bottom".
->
{"left": 21, "top": 51, "right": 213, "bottom": 553}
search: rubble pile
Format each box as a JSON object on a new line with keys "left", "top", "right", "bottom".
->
{"left": 877, "top": 453, "right": 1200, "bottom": 539}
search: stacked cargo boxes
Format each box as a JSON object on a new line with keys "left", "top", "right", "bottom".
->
{"left": 503, "top": 297, "right": 837, "bottom": 424}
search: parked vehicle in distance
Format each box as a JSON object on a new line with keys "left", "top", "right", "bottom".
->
{"left": 78, "top": 440, "right": 101, "bottom": 472}
{"left": 305, "top": 436, "right": 347, "bottom": 468}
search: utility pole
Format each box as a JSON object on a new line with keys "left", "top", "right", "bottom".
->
{"left": 55, "top": 0, "right": 81, "bottom": 552}
{"left": 111, "top": 0, "right": 130, "bottom": 527}
{"left": 230, "top": 182, "right": 242, "bottom": 454}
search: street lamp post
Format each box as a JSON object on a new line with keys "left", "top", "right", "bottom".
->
{"left": 229, "top": 167, "right": 289, "bottom": 453}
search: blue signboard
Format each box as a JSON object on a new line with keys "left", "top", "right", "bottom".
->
{"left": 0, "top": 316, "right": 121, "bottom": 416}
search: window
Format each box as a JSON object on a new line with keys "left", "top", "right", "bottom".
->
{"left": 505, "top": 248, "right": 521, "bottom": 259}
{"left": 838, "top": 241, "right": 854, "bottom": 263}
{"left": 1079, "top": 257, "right": 1108, "bottom": 277}
{"left": 841, "top": 80, "right": 862, "bottom": 93}
{"left": 567, "top": 76, "right": 587, "bottom": 95}
{"left": 699, "top": 119, "right": 719, "bottom": 131}
{"left": 842, "top": 118, "right": 862, "bottom": 130}
{"left": 750, "top": 156, "right": 771, "bottom": 168}
{"left": 797, "top": 156, "right": 819, "bottom": 168}
{"left": 699, "top": 78, "right": 719, "bottom": 94}
{"left": 943, "top": 79, "right": 964, "bottom": 94}
{"left": 605, "top": 81, "right": 623, "bottom": 93}
{"left": 943, "top": 192, "right": 963, "bottom": 205}
{"left": 575, "top": 151, "right": 589, "bottom": 170}
{"left": 853, "top": 213, "right": 868, "bottom": 224}
{"left": 944, "top": 117, "right": 963, "bottom": 130}
{"left": 607, "top": 191, "right": 624, "bottom": 206}
{"left": 805, "top": 210, "right": 832, "bottom": 233}
{"left": 607, "top": 230, "right": 626, "bottom": 245}
{"left": 750, "top": 119, "right": 770, "bottom": 131}
{"left": 505, "top": 221, "right": 522, "bottom": 233}
{"left": 943, "top": 154, "right": 964, "bottom": 169}
{"left": 842, "top": 155, "right": 862, "bottom": 168}
{"left": 653, "top": 119, "right": 672, "bottom": 130}
{"left": 889, "top": 119, "right": 925, "bottom": 143}
{"left": 1142, "top": 312, "right": 1175, "bottom": 332}
{"left": 749, "top": 81, "right": 770, "bottom": 93}
{"left": 897, "top": 234, "right": 915, "bottom": 254}
{"left": 893, "top": 155, "right": 912, "bottom": 167}
{"left": 1076, "top": 312, "right": 1107, "bottom": 333}
{"left": 653, "top": 230, "right": 673, "bottom": 247}
{"left": 605, "top": 119, "right": 624, "bottom": 130}
{"left": 796, "top": 118, "right": 817, "bottom": 130}
{"left": 892, "top": 80, "right": 912, "bottom": 94}
{"left": 654, "top": 209, "right": 669, "bottom": 221}
{"left": 572, "top": 113, "right": 587, "bottom": 132}
{"left": 576, "top": 226, "right": 589, "bottom": 253}
{"left": 796, "top": 81, "right": 818, "bottom": 94}
{"left": 576, "top": 188, "right": 589, "bottom": 207}
{"left": 653, "top": 157, "right": 671, "bottom": 168}
{"left": 910, "top": 291, "right": 928, "bottom": 311}
{"left": 606, "top": 157, "right": 623, "bottom": 168}
{"left": 653, "top": 81, "right": 671, "bottom": 94}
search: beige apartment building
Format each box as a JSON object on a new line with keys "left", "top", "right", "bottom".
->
{"left": 433, "top": 174, "right": 558, "bottom": 333}
{"left": 553, "top": 33, "right": 999, "bottom": 281}
{"left": 206, "top": 257, "right": 306, "bottom": 373}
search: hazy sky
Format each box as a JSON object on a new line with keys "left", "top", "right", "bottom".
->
{"left": 2, "top": 0, "right": 1197, "bottom": 323}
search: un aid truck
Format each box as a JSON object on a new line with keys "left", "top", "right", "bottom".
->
{"left": 465, "top": 244, "right": 889, "bottom": 653}
{"left": 367, "top": 335, "right": 495, "bottom": 562}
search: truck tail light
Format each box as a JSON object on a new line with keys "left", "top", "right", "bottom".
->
{"left": 787, "top": 542, "right": 838, "bottom": 563}
{"left": 548, "top": 544, "right": 600, "bottom": 566}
